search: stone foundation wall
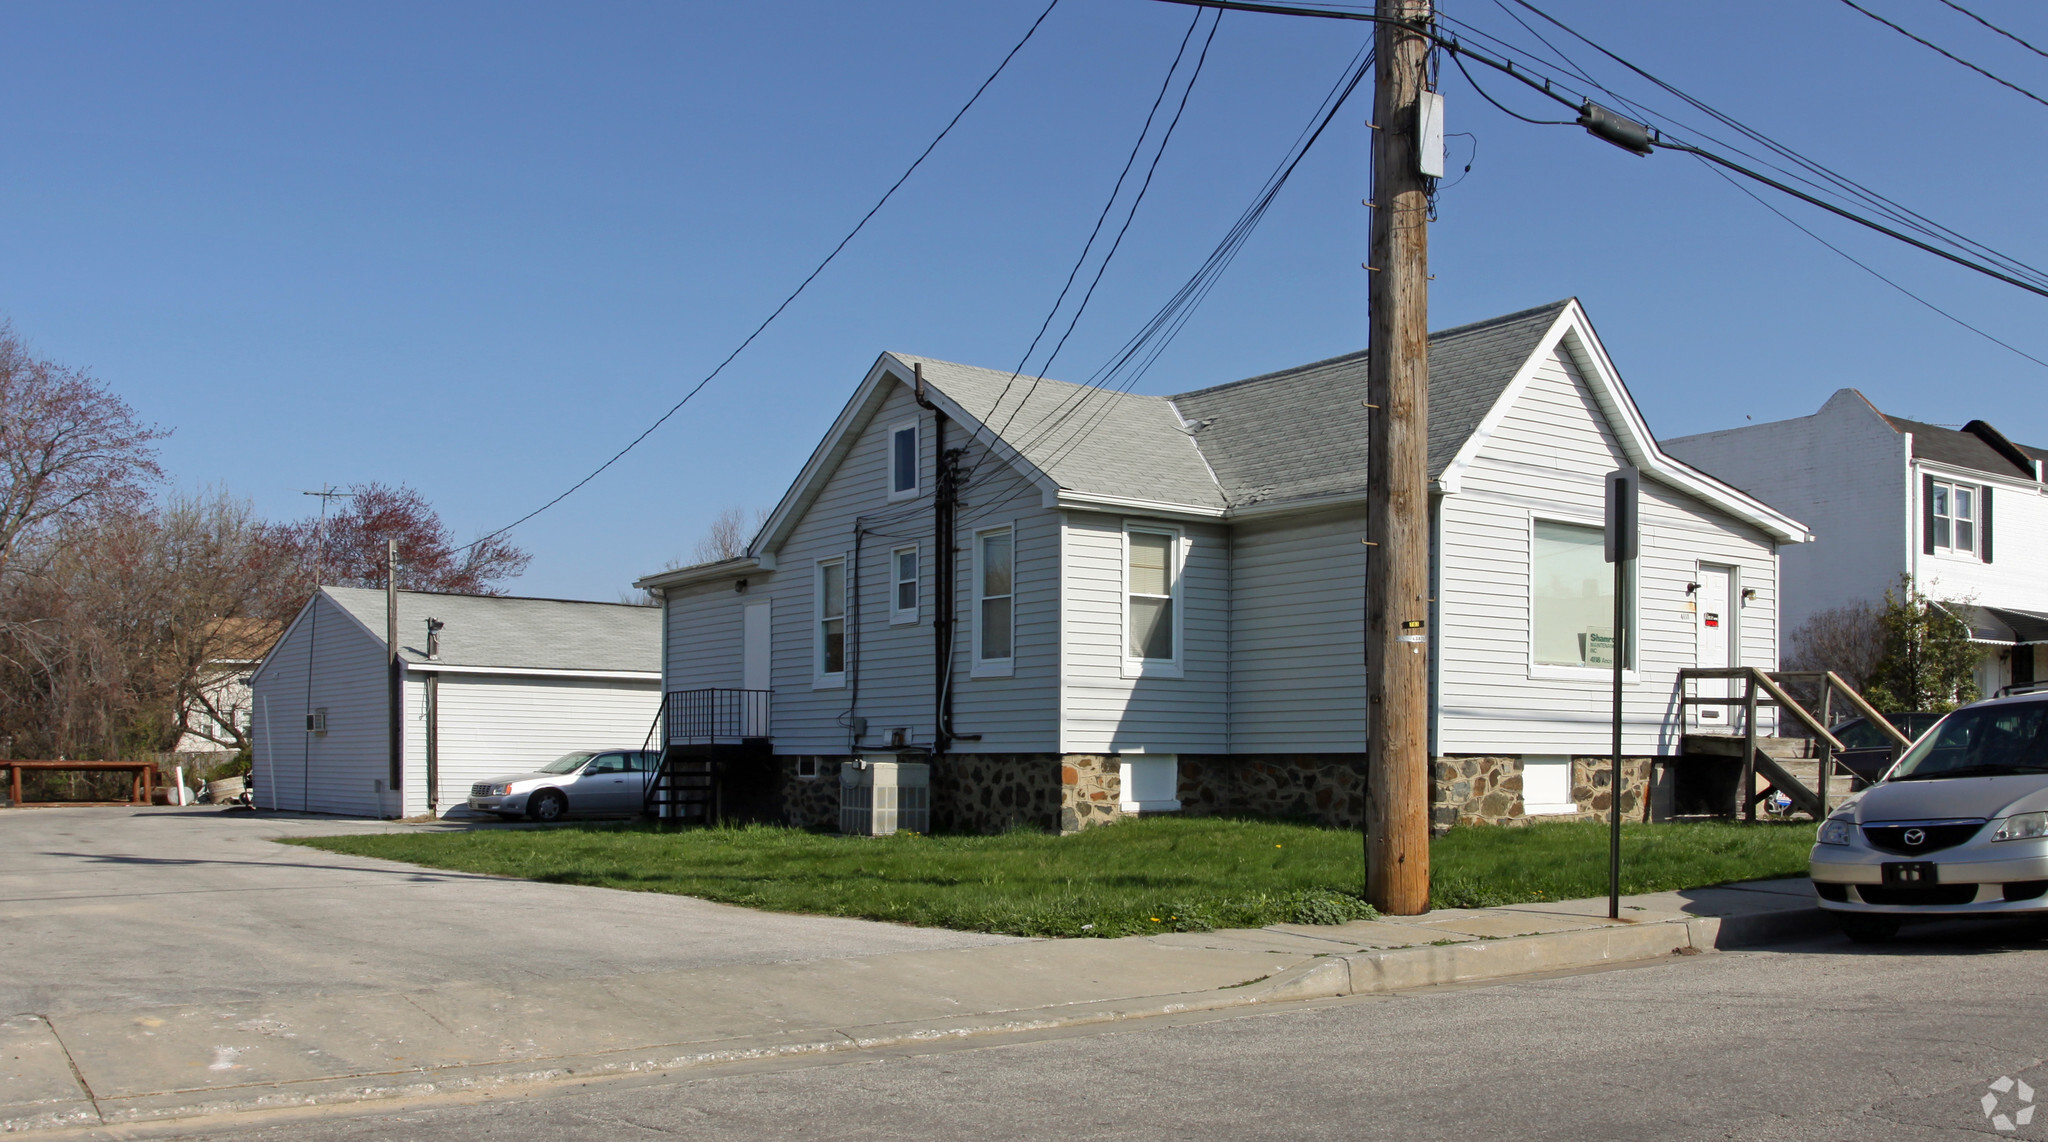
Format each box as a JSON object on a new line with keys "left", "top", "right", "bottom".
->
{"left": 932, "top": 753, "right": 1062, "bottom": 834}
{"left": 778, "top": 758, "right": 840, "bottom": 830}
{"left": 1430, "top": 754, "right": 1657, "bottom": 828}
{"left": 1059, "top": 755, "right": 1123, "bottom": 833}
{"left": 1178, "top": 755, "right": 1369, "bottom": 829}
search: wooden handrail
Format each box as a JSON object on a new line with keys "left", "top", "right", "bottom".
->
{"left": 1747, "top": 669, "right": 1844, "bottom": 751}
{"left": 1822, "top": 671, "right": 1915, "bottom": 749}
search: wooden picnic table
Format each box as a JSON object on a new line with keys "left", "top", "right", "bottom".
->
{"left": 2, "top": 760, "right": 156, "bottom": 807}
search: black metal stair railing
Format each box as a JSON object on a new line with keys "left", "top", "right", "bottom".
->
{"left": 664, "top": 688, "right": 771, "bottom": 744}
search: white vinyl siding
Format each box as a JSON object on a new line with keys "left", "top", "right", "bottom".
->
{"left": 248, "top": 592, "right": 394, "bottom": 816}
{"left": 1226, "top": 510, "right": 1365, "bottom": 752}
{"left": 1439, "top": 344, "right": 1779, "bottom": 756}
{"left": 660, "top": 578, "right": 748, "bottom": 692}
{"left": 400, "top": 673, "right": 660, "bottom": 817}
{"left": 1062, "top": 513, "right": 1227, "bottom": 754}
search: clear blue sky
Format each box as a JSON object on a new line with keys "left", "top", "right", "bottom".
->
{"left": 5, "top": 0, "right": 2044, "bottom": 600}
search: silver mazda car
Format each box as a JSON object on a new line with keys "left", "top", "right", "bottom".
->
{"left": 1811, "top": 689, "right": 2048, "bottom": 941}
{"left": 466, "top": 749, "right": 660, "bottom": 822}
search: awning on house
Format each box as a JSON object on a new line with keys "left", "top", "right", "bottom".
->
{"left": 1984, "top": 606, "right": 2048, "bottom": 646}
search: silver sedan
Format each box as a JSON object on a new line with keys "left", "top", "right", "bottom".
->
{"left": 466, "top": 749, "right": 660, "bottom": 822}
{"left": 1810, "top": 690, "right": 2048, "bottom": 941}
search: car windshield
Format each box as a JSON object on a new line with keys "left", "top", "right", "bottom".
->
{"left": 537, "top": 752, "right": 597, "bottom": 775}
{"left": 1889, "top": 703, "right": 2048, "bottom": 780}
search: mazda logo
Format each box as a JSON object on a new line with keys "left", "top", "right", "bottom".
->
{"left": 1903, "top": 828, "right": 1927, "bottom": 847}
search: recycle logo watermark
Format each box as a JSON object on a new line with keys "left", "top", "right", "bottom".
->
{"left": 1983, "top": 1076, "right": 2037, "bottom": 1133}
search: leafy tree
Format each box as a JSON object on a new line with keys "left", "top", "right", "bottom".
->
{"left": 288, "top": 483, "right": 530, "bottom": 595}
{"left": 0, "top": 321, "right": 165, "bottom": 582}
{"left": 1863, "top": 575, "right": 1981, "bottom": 713}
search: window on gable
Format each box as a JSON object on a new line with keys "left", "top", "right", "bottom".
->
{"left": 1127, "top": 528, "right": 1178, "bottom": 662}
{"left": 817, "top": 559, "right": 846, "bottom": 678}
{"left": 892, "top": 545, "right": 919, "bottom": 624}
{"left": 1532, "top": 520, "right": 1633, "bottom": 669}
{"left": 1931, "top": 480, "right": 1977, "bottom": 555}
{"left": 889, "top": 423, "right": 918, "bottom": 500}
{"left": 976, "top": 528, "right": 1013, "bottom": 663}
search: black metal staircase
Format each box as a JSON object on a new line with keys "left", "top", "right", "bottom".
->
{"left": 639, "top": 689, "right": 772, "bottom": 826}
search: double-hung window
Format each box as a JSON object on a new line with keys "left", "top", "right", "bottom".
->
{"left": 1125, "top": 527, "right": 1180, "bottom": 669}
{"left": 888, "top": 422, "right": 918, "bottom": 501}
{"left": 891, "top": 545, "right": 919, "bottom": 625}
{"left": 1532, "top": 519, "right": 1632, "bottom": 670}
{"left": 816, "top": 558, "right": 846, "bottom": 684}
{"left": 975, "top": 527, "right": 1013, "bottom": 671}
{"left": 1930, "top": 480, "right": 1977, "bottom": 556}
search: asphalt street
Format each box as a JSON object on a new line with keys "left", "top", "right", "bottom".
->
{"left": 104, "top": 917, "right": 2048, "bottom": 1142}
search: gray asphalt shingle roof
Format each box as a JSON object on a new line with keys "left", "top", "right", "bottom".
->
{"left": 1881, "top": 414, "right": 2037, "bottom": 480}
{"left": 902, "top": 300, "right": 1571, "bottom": 513}
{"left": 321, "top": 587, "right": 661, "bottom": 673}
{"left": 1172, "top": 301, "right": 1569, "bottom": 509}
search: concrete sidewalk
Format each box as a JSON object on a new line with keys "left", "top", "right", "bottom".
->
{"left": 0, "top": 877, "right": 1827, "bottom": 1134}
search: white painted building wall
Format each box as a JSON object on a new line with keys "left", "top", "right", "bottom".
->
{"left": 249, "top": 592, "right": 395, "bottom": 815}
{"left": 1664, "top": 389, "right": 1909, "bottom": 631}
{"left": 401, "top": 671, "right": 660, "bottom": 817}
{"left": 1226, "top": 508, "right": 1366, "bottom": 752}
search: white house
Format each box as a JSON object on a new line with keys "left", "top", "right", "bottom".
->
{"left": 250, "top": 588, "right": 662, "bottom": 817}
{"left": 1665, "top": 388, "right": 2048, "bottom": 698}
{"left": 637, "top": 300, "right": 1810, "bottom": 832}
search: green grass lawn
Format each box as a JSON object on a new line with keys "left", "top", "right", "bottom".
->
{"left": 286, "top": 817, "right": 1817, "bottom": 938}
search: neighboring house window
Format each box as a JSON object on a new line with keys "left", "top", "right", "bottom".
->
{"left": 1929, "top": 480, "right": 1977, "bottom": 556}
{"left": 975, "top": 527, "right": 1014, "bottom": 668}
{"left": 816, "top": 558, "right": 846, "bottom": 683}
{"left": 892, "top": 545, "right": 919, "bottom": 625}
{"left": 889, "top": 421, "right": 918, "bottom": 500}
{"left": 1532, "top": 520, "right": 1631, "bottom": 669}
{"left": 1126, "top": 527, "right": 1179, "bottom": 663}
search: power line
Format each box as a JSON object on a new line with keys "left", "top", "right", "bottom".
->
{"left": 1837, "top": 0, "right": 2048, "bottom": 111}
{"left": 980, "top": 7, "right": 1211, "bottom": 446}
{"left": 1934, "top": 0, "right": 2048, "bottom": 60}
{"left": 1695, "top": 155, "right": 2048, "bottom": 371}
{"left": 453, "top": 0, "right": 1062, "bottom": 556}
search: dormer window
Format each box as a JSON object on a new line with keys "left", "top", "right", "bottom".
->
{"left": 888, "top": 421, "right": 918, "bottom": 501}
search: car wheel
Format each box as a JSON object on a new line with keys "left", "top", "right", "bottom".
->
{"left": 1839, "top": 915, "right": 1900, "bottom": 943}
{"left": 528, "top": 790, "right": 568, "bottom": 823}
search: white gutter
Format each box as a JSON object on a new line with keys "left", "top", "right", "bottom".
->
{"left": 403, "top": 663, "right": 661, "bottom": 682}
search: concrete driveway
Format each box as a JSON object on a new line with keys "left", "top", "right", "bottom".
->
{"left": 0, "top": 806, "right": 1017, "bottom": 1018}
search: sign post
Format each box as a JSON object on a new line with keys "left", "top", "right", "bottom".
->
{"left": 1604, "top": 468, "right": 1639, "bottom": 920}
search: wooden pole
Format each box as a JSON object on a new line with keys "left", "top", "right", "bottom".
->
{"left": 1364, "top": 0, "right": 1433, "bottom": 916}
{"left": 1741, "top": 670, "right": 1759, "bottom": 822}
{"left": 387, "top": 539, "right": 402, "bottom": 813}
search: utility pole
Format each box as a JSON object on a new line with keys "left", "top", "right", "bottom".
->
{"left": 1364, "top": 0, "right": 1434, "bottom": 915}
{"left": 386, "top": 539, "right": 402, "bottom": 814}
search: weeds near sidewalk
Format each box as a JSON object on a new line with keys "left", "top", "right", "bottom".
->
{"left": 288, "top": 817, "right": 1814, "bottom": 937}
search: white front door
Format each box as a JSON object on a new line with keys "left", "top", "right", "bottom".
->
{"left": 1691, "top": 565, "right": 1736, "bottom": 730}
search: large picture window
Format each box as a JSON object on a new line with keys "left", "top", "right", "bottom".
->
{"left": 816, "top": 558, "right": 846, "bottom": 681}
{"left": 976, "top": 527, "right": 1013, "bottom": 666}
{"left": 1532, "top": 520, "right": 1629, "bottom": 669}
{"left": 1126, "top": 528, "right": 1178, "bottom": 662}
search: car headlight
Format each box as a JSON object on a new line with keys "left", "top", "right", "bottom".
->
{"left": 491, "top": 783, "right": 514, "bottom": 796}
{"left": 1994, "top": 812, "right": 2048, "bottom": 842}
{"left": 1816, "top": 817, "right": 1856, "bottom": 846}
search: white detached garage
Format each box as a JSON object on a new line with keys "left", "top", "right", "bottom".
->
{"left": 250, "top": 587, "right": 662, "bottom": 818}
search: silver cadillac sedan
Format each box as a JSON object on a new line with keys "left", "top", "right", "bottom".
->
{"left": 1811, "top": 689, "right": 2048, "bottom": 942}
{"left": 466, "top": 749, "right": 660, "bottom": 822}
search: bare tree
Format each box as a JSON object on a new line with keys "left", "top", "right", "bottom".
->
{"left": 1786, "top": 601, "right": 1887, "bottom": 694}
{"left": 0, "top": 322, "right": 166, "bottom": 582}
{"left": 691, "top": 507, "right": 766, "bottom": 565}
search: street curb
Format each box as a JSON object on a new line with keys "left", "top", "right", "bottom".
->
{"left": 0, "top": 907, "right": 1833, "bottom": 1136}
